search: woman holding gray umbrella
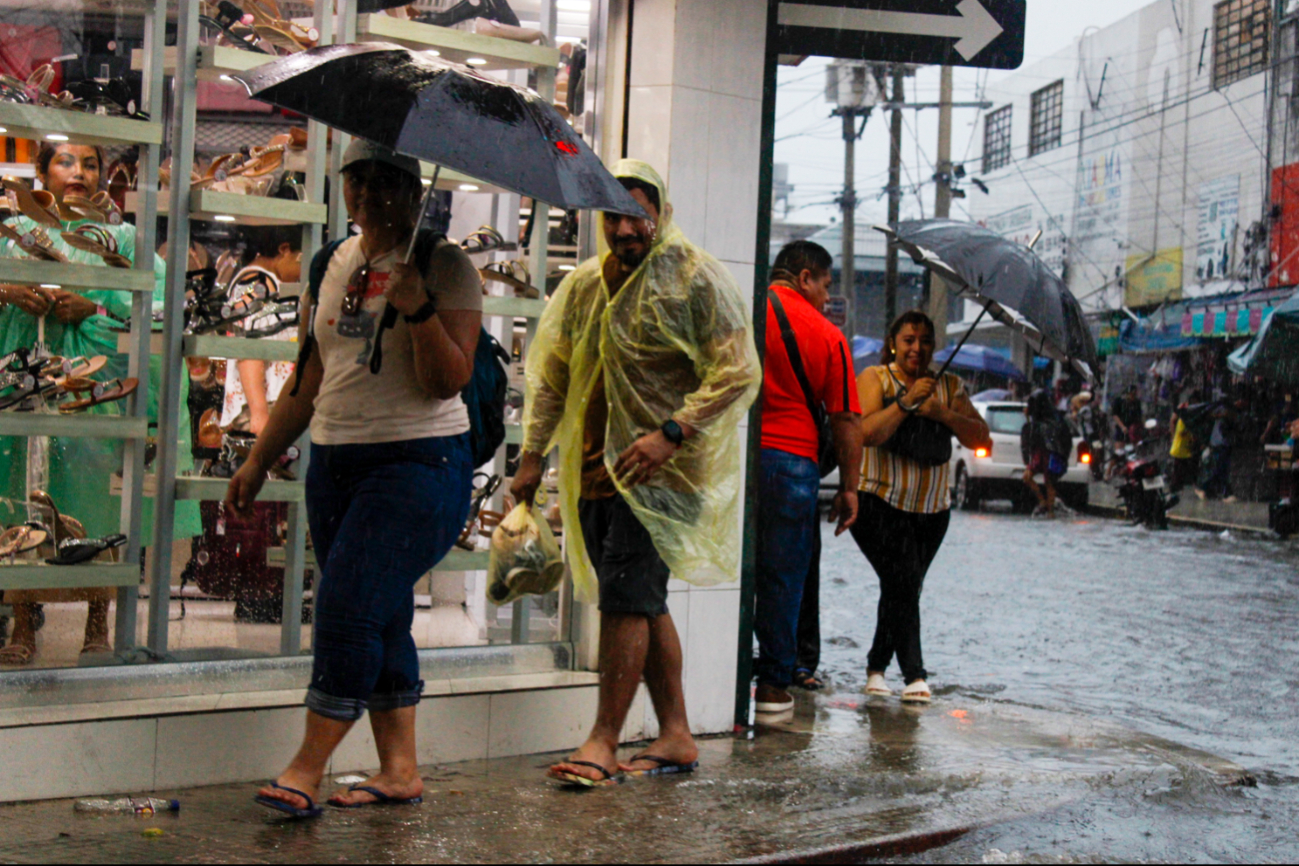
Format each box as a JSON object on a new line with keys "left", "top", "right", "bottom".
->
{"left": 226, "top": 140, "right": 482, "bottom": 818}
{"left": 854, "top": 311, "right": 990, "bottom": 704}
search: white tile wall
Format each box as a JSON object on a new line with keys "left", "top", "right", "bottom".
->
{"left": 628, "top": 0, "right": 679, "bottom": 88}
{"left": 684, "top": 589, "right": 742, "bottom": 733}
{"left": 155, "top": 707, "right": 306, "bottom": 789}
{"left": 487, "top": 686, "right": 599, "bottom": 758}
{"left": 673, "top": 0, "right": 767, "bottom": 101}
{"left": 0, "top": 718, "right": 156, "bottom": 802}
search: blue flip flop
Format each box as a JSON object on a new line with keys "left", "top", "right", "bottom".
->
{"left": 328, "top": 785, "right": 424, "bottom": 809}
{"left": 625, "top": 755, "right": 700, "bottom": 778}
{"left": 254, "top": 782, "right": 324, "bottom": 819}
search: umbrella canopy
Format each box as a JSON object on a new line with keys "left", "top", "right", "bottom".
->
{"left": 1228, "top": 291, "right": 1299, "bottom": 387}
{"left": 851, "top": 335, "right": 883, "bottom": 373}
{"left": 876, "top": 220, "right": 1098, "bottom": 380}
{"left": 971, "top": 388, "right": 1014, "bottom": 402}
{"left": 933, "top": 343, "right": 1027, "bottom": 381}
{"left": 233, "top": 43, "right": 646, "bottom": 215}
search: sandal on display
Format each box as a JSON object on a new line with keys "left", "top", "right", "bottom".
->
{"left": 0, "top": 523, "right": 49, "bottom": 558}
{"left": 2, "top": 177, "right": 64, "bottom": 229}
{"left": 200, "top": 0, "right": 272, "bottom": 54}
{"left": 57, "top": 377, "right": 139, "bottom": 414}
{"left": 0, "top": 644, "right": 34, "bottom": 665}
{"left": 106, "top": 160, "right": 137, "bottom": 208}
{"left": 479, "top": 260, "right": 540, "bottom": 298}
{"left": 460, "top": 225, "right": 508, "bottom": 255}
{"left": 62, "top": 193, "right": 124, "bottom": 225}
{"left": 473, "top": 19, "right": 547, "bottom": 44}
{"left": 64, "top": 78, "right": 148, "bottom": 120}
{"left": 60, "top": 225, "right": 133, "bottom": 268}
{"left": 237, "top": 301, "right": 298, "bottom": 338}
{"left": 416, "top": 0, "right": 521, "bottom": 29}
{"left": 45, "top": 533, "right": 127, "bottom": 565}
{"left": 15, "top": 226, "right": 70, "bottom": 263}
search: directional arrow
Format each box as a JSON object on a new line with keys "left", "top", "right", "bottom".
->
{"left": 779, "top": 0, "right": 1005, "bottom": 62}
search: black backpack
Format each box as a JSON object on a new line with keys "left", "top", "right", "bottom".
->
{"left": 292, "top": 232, "right": 510, "bottom": 466}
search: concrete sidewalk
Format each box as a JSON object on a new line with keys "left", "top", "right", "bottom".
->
{"left": 0, "top": 689, "right": 1252, "bottom": 864}
{"left": 1089, "top": 479, "right": 1271, "bottom": 532}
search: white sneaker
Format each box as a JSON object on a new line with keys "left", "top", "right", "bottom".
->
{"left": 901, "top": 680, "right": 932, "bottom": 704}
{"left": 865, "top": 673, "right": 892, "bottom": 696}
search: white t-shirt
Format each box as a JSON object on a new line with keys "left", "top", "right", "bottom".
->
{"left": 219, "top": 266, "right": 296, "bottom": 428}
{"left": 310, "top": 234, "right": 483, "bottom": 445}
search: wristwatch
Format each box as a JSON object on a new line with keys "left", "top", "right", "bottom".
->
{"left": 403, "top": 299, "right": 437, "bottom": 324}
{"left": 660, "top": 419, "right": 685, "bottom": 447}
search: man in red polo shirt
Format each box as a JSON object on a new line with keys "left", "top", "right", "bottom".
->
{"left": 754, "top": 240, "right": 863, "bottom": 713}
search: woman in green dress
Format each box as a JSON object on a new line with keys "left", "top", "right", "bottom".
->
{"left": 0, "top": 143, "right": 198, "bottom": 665}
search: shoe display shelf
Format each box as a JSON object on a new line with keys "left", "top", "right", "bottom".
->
{"left": 0, "top": 0, "right": 169, "bottom": 615}
{"left": 266, "top": 546, "right": 489, "bottom": 572}
{"left": 355, "top": 13, "right": 562, "bottom": 71}
{"left": 123, "top": 189, "right": 328, "bottom": 227}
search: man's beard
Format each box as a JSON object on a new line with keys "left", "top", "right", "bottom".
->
{"left": 612, "top": 240, "right": 649, "bottom": 268}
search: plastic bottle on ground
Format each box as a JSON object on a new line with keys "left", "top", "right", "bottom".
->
{"left": 74, "top": 797, "right": 180, "bottom": 815}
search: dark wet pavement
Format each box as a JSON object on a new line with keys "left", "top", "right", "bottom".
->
{"left": 0, "top": 509, "right": 1292, "bottom": 863}
{"left": 817, "top": 506, "right": 1299, "bottom": 862}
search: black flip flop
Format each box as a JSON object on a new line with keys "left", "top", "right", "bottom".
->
{"left": 45, "top": 534, "right": 127, "bottom": 565}
{"left": 624, "top": 755, "right": 699, "bottom": 778}
{"left": 550, "top": 760, "right": 624, "bottom": 788}
{"left": 328, "top": 785, "right": 423, "bottom": 809}
{"left": 254, "top": 782, "right": 323, "bottom": 819}
{"left": 792, "top": 668, "right": 825, "bottom": 691}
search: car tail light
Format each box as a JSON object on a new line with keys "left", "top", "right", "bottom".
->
{"left": 975, "top": 447, "right": 991, "bottom": 459}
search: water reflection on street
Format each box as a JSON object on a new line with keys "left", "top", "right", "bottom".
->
{"left": 818, "top": 507, "right": 1299, "bottom": 862}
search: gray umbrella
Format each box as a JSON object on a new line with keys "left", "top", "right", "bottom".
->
{"left": 232, "top": 43, "right": 645, "bottom": 216}
{"left": 876, "top": 220, "right": 1099, "bottom": 380}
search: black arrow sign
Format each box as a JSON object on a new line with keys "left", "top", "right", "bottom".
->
{"left": 776, "top": 0, "right": 1026, "bottom": 70}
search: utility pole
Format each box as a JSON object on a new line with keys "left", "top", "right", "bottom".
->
{"left": 929, "top": 65, "right": 954, "bottom": 347}
{"left": 883, "top": 64, "right": 905, "bottom": 328}
{"left": 836, "top": 107, "right": 869, "bottom": 300}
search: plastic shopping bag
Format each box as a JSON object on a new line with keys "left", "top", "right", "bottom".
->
{"left": 486, "top": 502, "right": 564, "bottom": 606}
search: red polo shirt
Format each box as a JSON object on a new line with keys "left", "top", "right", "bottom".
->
{"left": 761, "top": 285, "right": 860, "bottom": 460}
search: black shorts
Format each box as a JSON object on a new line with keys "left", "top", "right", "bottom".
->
{"left": 578, "top": 494, "right": 671, "bottom": 617}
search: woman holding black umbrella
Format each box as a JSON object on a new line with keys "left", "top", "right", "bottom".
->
{"left": 854, "top": 311, "right": 990, "bottom": 704}
{"left": 226, "top": 140, "right": 482, "bottom": 818}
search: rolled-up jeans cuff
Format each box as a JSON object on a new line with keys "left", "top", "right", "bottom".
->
{"left": 305, "top": 687, "right": 367, "bottom": 722}
{"left": 367, "top": 681, "right": 425, "bottom": 713}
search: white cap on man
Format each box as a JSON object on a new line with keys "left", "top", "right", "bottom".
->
{"left": 339, "top": 139, "right": 422, "bottom": 182}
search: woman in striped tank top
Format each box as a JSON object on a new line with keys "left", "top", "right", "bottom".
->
{"left": 853, "top": 311, "right": 991, "bottom": 704}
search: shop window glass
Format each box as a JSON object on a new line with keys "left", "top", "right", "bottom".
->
{"left": 1214, "top": 0, "right": 1270, "bottom": 89}
{"left": 1029, "top": 81, "right": 1063, "bottom": 157}
{"left": 983, "top": 105, "right": 1013, "bottom": 174}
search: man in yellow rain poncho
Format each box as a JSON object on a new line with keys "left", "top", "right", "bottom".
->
{"left": 512, "top": 160, "right": 760, "bottom": 786}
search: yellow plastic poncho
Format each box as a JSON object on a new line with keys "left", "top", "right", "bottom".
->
{"left": 523, "top": 160, "right": 760, "bottom": 602}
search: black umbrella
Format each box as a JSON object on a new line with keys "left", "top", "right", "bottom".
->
{"left": 232, "top": 43, "right": 645, "bottom": 216}
{"left": 876, "top": 220, "right": 1099, "bottom": 380}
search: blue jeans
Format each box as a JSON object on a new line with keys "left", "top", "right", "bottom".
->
{"left": 754, "top": 448, "right": 821, "bottom": 689}
{"left": 304, "top": 434, "right": 473, "bottom": 722}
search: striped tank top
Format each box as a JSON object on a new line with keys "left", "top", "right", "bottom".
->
{"left": 859, "top": 365, "right": 966, "bottom": 515}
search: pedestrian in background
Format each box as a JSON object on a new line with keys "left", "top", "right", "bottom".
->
{"left": 513, "top": 160, "right": 760, "bottom": 785}
{"left": 854, "top": 311, "right": 990, "bottom": 704}
{"left": 753, "top": 240, "right": 862, "bottom": 713}
{"left": 1168, "top": 394, "right": 1201, "bottom": 494}
{"left": 1197, "top": 400, "right": 1238, "bottom": 503}
{"left": 1021, "top": 389, "right": 1068, "bottom": 518}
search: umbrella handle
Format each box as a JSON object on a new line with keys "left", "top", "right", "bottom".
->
{"left": 403, "top": 164, "right": 440, "bottom": 264}
{"left": 933, "top": 305, "right": 989, "bottom": 380}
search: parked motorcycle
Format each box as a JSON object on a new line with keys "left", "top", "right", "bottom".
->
{"left": 1116, "top": 419, "right": 1180, "bottom": 530}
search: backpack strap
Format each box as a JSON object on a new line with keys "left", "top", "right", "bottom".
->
{"left": 288, "top": 239, "right": 346, "bottom": 398}
{"left": 767, "top": 290, "right": 826, "bottom": 430}
{"left": 368, "top": 229, "right": 446, "bottom": 376}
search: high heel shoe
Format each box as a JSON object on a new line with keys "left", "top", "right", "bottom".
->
{"left": 416, "top": 0, "right": 520, "bottom": 29}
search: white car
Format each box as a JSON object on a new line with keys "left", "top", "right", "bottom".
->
{"left": 950, "top": 400, "right": 1092, "bottom": 512}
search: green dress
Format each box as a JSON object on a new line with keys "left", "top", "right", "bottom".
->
{"left": 0, "top": 215, "right": 201, "bottom": 543}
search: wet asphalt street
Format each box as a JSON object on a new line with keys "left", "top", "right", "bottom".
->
{"left": 816, "top": 505, "right": 1299, "bottom": 863}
